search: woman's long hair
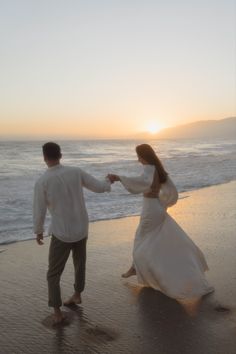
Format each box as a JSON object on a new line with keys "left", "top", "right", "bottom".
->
{"left": 136, "top": 144, "right": 168, "bottom": 183}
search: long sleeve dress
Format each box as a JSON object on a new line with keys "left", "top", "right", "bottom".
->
{"left": 119, "top": 164, "right": 213, "bottom": 300}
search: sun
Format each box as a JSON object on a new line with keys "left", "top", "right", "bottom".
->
{"left": 146, "top": 122, "right": 162, "bottom": 134}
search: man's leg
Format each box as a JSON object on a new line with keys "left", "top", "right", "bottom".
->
{"left": 47, "top": 235, "right": 71, "bottom": 322}
{"left": 64, "top": 237, "right": 87, "bottom": 305}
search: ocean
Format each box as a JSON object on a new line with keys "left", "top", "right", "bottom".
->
{"left": 0, "top": 138, "right": 236, "bottom": 245}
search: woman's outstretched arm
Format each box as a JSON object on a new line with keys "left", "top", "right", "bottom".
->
{"left": 108, "top": 165, "right": 155, "bottom": 194}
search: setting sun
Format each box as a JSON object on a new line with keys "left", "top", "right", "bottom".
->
{"left": 146, "top": 122, "right": 163, "bottom": 134}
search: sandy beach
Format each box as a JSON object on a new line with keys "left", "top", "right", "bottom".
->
{"left": 0, "top": 181, "right": 236, "bottom": 354}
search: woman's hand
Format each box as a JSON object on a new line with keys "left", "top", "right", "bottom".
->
{"left": 107, "top": 174, "right": 120, "bottom": 183}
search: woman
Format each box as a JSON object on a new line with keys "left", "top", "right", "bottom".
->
{"left": 108, "top": 144, "right": 213, "bottom": 314}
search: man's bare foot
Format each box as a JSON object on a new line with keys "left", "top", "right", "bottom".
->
{"left": 122, "top": 266, "right": 136, "bottom": 278}
{"left": 53, "top": 307, "right": 66, "bottom": 325}
{"left": 64, "top": 292, "right": 82, "bottom": 306}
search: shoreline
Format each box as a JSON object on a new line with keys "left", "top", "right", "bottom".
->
{"left": 1, "top": 179, "right": 236, "bottom": 247}
{"left": 1, "top": 180, "right": 236, "bottom": 353}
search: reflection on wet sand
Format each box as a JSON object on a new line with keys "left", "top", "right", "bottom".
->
{"left": 124, "top": 281, "right": 203, "bottom": 317}
{"left": 136, "top": 287, "right": 207, "bottom": 353}
{"left": 43, "top": 304, "right": 118, "bottom": 353}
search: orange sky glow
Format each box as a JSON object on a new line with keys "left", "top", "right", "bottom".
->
{"left": 0, "top": 1, "right": 235, "bottom": 139}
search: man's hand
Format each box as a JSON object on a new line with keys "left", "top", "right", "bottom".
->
{"left": 36, "top": 233, "right": 44, "bottom": 245}
{"left": 107, "top": 174, "right": 120, "bottom": 183}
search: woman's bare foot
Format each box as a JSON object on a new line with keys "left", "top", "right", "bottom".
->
{"left": 122, "top": 266, "right": 136, "bottom": 278}
{"left": 53, "top": 308, "right": 66, "bottom": 325}
{"left": 64, "top": 292, "right": 82, "bottom": 306}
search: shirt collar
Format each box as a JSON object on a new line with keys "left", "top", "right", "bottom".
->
{"left": 48, "top": 164, "right": 62, "bottom": 171}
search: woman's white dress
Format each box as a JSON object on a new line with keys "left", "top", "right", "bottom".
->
{"left": 120, "top": 165, "right": 213, "bottom": 300}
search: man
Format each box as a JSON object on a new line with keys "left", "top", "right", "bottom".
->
{"left": 33, "top": 142, "right": 111, "bottom": 324}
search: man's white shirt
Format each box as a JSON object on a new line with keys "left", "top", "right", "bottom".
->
{"left": 33, "top": 164, "right": 111, "bottom": 242}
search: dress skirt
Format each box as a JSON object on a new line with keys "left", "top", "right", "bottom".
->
{"left": 133, "top": 197, "right": 213, "bottom": 300}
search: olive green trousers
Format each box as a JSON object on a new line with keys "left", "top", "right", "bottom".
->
{"left": 47, "top": 235, "right": 87, "bottom": 308}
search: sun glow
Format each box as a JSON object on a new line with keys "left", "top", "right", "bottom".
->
{"left": 146, "top": 122, "right": 162, "bottom": 134}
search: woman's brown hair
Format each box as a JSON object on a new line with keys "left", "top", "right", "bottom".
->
{"left": 136, "top": 144, "right": 168, "bottom": 183}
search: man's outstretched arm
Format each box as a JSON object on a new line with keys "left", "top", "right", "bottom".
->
{"left": 81, "top": 170, "right": 111, "bottom": 193}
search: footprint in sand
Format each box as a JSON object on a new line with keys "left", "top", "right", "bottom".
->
{"left": 85, "top": 326, "right": 117, "bottom": 342}
{"left": 42, "top": 310, "right": 73, "bottom": 329}
{"left": 214, "top": 305, "right": 231, "bottom": 313}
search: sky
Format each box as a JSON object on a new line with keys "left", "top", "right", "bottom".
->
{"left": 0, "top": 0, "right": 235, "bottom": 139}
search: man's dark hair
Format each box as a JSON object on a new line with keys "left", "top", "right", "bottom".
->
{"left": 42, "top": 142, "right": 62, "bottom": 160}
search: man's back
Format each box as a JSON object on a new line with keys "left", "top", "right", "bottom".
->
{"left": 33, "top": 164, "right": 110, "bottom": 242}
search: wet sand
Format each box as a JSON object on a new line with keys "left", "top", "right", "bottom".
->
{"left": 0, "top": 181, "right": 236, "bottom": 354}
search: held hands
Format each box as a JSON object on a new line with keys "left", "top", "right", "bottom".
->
{"left": 36, "top": 233, "right": 44, "bottom": 245}
{"left": 107, "top": 174, "right": 120, "bottom": 183}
